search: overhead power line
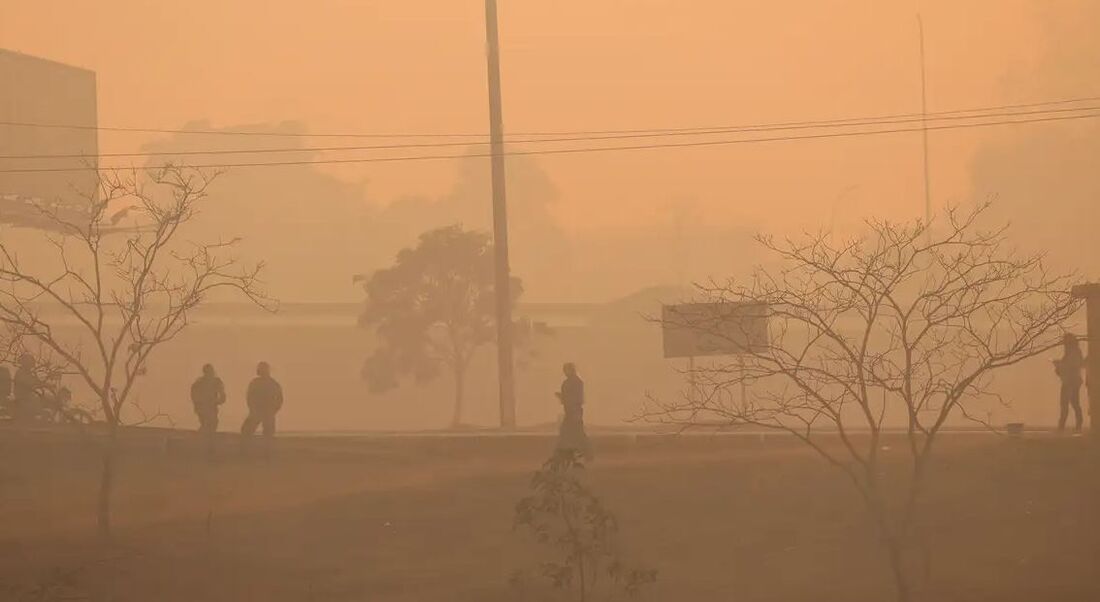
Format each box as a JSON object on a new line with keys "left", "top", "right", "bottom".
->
{"left": 1, "top": 109, "right": 1098, "bottom": 174}
{"left": 1, "top": 94, "right": 1099, "bottom": 140}
{"left": 3, "top": 104, "right": 1100, "bottom": 161}
{"left": 7, "top": 110, "right": 1100, "bottom": 173}
{"left": 514, "top": 94, "right": 1100, "bottom": 137}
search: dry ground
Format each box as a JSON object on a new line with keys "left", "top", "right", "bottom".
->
{"left": 0, "top": 427, "right": 1097, "bottom": 601}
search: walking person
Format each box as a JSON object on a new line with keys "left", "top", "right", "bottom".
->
{"left": 190, "top": 364, "right": 226, "bottom": 457}
{"left": 556, "top": 362, "right": 592, "bottom": 460}
{"left": 1054, "top": 334, "right": 1086, "bottom": 434}
{"left": 240, "top": 361, "right": 283, "bottom": 457}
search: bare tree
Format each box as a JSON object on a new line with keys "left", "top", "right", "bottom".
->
{"left": 0, "top": 165, "right": 271, "bottom": 538}
{"left": 647, "top": 204, "right": 1080, "bottom": 602}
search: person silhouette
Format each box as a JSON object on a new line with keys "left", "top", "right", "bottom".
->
{"left": 556, "top": 362, "right": 592, "bottom": 460}
{"left": 240, "top": 361, "right": 284, "bottom": 456}
{"left": 1054, "top": 334, "right": 1085, "bottom": 433}
{"left": 190, "top": 364, "right": 226, "bottom": 456}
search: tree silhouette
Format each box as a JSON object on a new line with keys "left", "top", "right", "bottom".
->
{"left": 0, "top": 165, "right": 271, "bottom": 538}
{"left": 647, "top": 204, "right": 1080, "bottom": 602}
{"left": 512, "top": 449, "right": 657, "bottom": 601}
{"left": 359, "top": 225, "right": 522, "bottom": 427}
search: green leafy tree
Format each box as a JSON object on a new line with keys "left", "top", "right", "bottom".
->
{"left": 359, "top": 225, "right": 522, "bottom": 427}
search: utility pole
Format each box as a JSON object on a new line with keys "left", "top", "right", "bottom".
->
{"left": 918, "top": 13, "right": 932, "bottom": 228}
{"left": 484, "top": 0, "right": 517, "bottom": 429}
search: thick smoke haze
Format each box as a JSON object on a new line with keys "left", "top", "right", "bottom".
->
{"left": 7, "top": 0, "right": 1093, "bottom": 301}
{"left": 971, "top": 0, "right": 1100, "bottom": 278}
{"left": 2, "top": 3, "right": 1099, "bottom": 601}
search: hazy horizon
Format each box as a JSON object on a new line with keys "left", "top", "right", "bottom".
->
{"left": 5, "top": 0, "right": 1099, "bottom": 302}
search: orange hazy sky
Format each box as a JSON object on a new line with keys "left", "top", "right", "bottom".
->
{"left": 1, "top": 0, "right": 1079, "bottom": 235}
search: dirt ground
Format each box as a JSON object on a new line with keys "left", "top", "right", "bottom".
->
{"left": 0, "top": 427, "right": 1097, "bottom": 602}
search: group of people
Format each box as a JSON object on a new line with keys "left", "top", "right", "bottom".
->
{"left": 0, "top": 354, "right": 75, "bottom": 424}
{"left": 190, "top": 361, "right": 284, "bottom": 455}
{"left": 1, "top": 353, "right": 590, "bottom": 459}
{"left": 4, "top": 342, "right": 1079, "bottom": 452}
{"left": 195, "top": 360, "right": 586, "bottom": 459}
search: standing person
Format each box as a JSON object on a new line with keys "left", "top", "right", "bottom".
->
{"left": 1051, "top": 334, "right": 1086, "bottom": 433}
{"left": 1054, "top": 334, "right": 1086, "bottom": 433}
{"left": 241, "top": 361, "right": 283, "bottom": 455}
{"left": 556, "top": 362, "right": 592, "bottom": 460}
{"left": 190, "top": 364, "right": 226, "bottom": 455}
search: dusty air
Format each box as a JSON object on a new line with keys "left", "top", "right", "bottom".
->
{"left": 1, "top": 2, "right": 1098, "bottom": 601}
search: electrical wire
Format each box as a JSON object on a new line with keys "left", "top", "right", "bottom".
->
{"left": 3, "top": 104, "right": 1100, "bottom": 161}
{"left": 2, "top": 109, "right": 1097, "bottom": 174}
{"left": 1, "top": 94, "right": 1099, "bottom": 140}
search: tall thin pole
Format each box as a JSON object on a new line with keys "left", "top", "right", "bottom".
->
{"left": 918, "top": 13, "right": 932, "bottom": 227}
{"left": 485, "top": 0, "right": 517, "bottom": 429}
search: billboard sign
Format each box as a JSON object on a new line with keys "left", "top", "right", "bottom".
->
{"left": 661, "top": 302, "right": 769, "bottom": 358}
